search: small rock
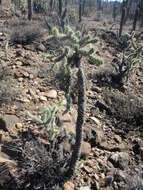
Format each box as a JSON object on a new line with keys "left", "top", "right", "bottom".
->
{"left": 80, "top": 186, "right": 91, "bottom": 190}
{"left": 87, "top": 127, "right": 104, "bottom": 146}
{"left": 83, "top": 165, "right": 93, "bottom": 174}
{"left": 92, "top": 181, "right": 100, "bottom": 190}
{"left": 18, "top": 77, "right": 23, "bottom": 82}
{"left": 37, "top": 43, "right": 46, "bottom": 52}
{"left": 64, "top": 181, "right": 74, "bottom": 190}
{"left": 21, "top": 97, "right": 30, "bottom": 103}
{"left": 0, "top": 133, "right": 12, "bottom": 144}
{"left": 114, "top": 170, "right": 126, "bottom": 182}
{"left": 104, "top": 176, "right": 113, "bottom": 187}
{"left": 16, "top": 49, "right": 25, "bottom": 57}
{"left": 29, "top": 74, "right": 34, "bottom": 79}
{"left": 94, "top": 173, "right": 99, "bottom": 181}
{"left": 46, "top": 89, "right": 57, "bottom": 99}
{"left": 62, "top": 141, "right": 71, "bottom": 153}
{"left": 118, "top": 143, "right": 127, "bottom": 151}
{"left": 28, "top": 89, "right": 35, "bottom": 96}
{"left": 22, "top": 71, "right": 29, "bottom": 78}
{"left": 91, "top": 86, "right": 102, "bottom": 93}
{"left": 90, "top": 117, "right": 101, "bottom": 126}
{"left": 0, "top": 118, "right": 7, "bottom": 132}
{"left": 114, "top": 135, "right": 122, "bottom": 143}
{"left": 15, "top": 61, "right": 22, "bottom": 66}
{"left": 101, "top": 173, "right": 105, "bottom": 179}
{"left": 39, "top": 96, "right": 47, "bottom": 102}
{"left": 81, "top": 141, "right": 91, "bottom": 159}
{"left": 15, "top": 123, "right": 23, "bottom": 130}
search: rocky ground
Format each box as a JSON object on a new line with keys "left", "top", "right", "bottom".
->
{"left": 0, "top": 9, "right": 143, "bottom": 190}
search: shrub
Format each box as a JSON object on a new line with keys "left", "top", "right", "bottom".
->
{"left": 10, "top": 20, "right": 44, "bottom": 45}
{"left": 103, "top": 90, "right": 143, "bottom": 129}
{"left": 96, "top": 33, "right": 143, "bottom": 88}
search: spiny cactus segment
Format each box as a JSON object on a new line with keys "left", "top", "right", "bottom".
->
{"left": 27, "top": 97, "right": 64, "bottom": 140}
{"left": 46, "top": 26, "right": 98, "bottom": 59}
{"left": 116, "top": 32, "right": 143, "bottom": 84}
{"left": 46, "top": 26, "right": 102, "bottom": 113}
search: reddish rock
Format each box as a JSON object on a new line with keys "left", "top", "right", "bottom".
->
{"left": 81, "top": 141, "right": 91, "bottom": 159}
{"left": 64, "top": 181, "right": 74, "bottom": 190}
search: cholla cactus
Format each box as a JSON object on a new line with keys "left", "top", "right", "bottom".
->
{"left": 116, "top": 32, "right": 143, "bottom": 85}
{"left": 46, "top": 25, "right": 101, "bottom": 112}
{"left": 27, "top": 98, "right": 63, "bottom": 140}
{"left": 46, "top": 25, "right": 102, "bottom": 179}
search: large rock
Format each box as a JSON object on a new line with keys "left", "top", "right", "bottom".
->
{"left": 0, "top": 150, "right": 17, "bottom": 186}
{"left": 81, "top": 141, "right": 91, "bottom": 159}
{"left": 108, "top": 152, "right": 129, "bottom": 169}
{"left": 0, "top": 114, "right": 19, "bottom": 133}
{"left": 84, "top": 126, "right": 105, "bottom": 147}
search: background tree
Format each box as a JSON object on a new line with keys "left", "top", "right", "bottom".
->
{"left": 124, "top": 0, "right": 133, "bottom": 24}
{"left": 79, "top": 0, "right": 82, "bottom": 22}
{"left": 112, "top": 1, "right": 118, "bottom": 22}
{"left": 132, "top": 0, "right": 140, "bottom": 31}
{"left": 58, "top": 0, "right": 62, "bottom": 17}
{"left": 27, "top": 0, "right": 33, "bottom": 20}
{"left": 139, "top": 0, "right": 143, "bottom": 27}
{"left": 119, "top": 0, "right": 126, "bottom": 37}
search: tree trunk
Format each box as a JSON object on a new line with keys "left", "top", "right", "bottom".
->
{"left": 119, "top": 0, "right": 126, "bottom": 37}
{"left": 82, "top": 0, "right": 85, "bottom": 16}
{"left": 112, "top": 1, "right": 117, "bottom": 22}
{"left": 139, "top": 0, "right": 143, "bottom": 27}
{"left": 124, "top": 0, "right": 132, "bottom": 24}
{"left": 97, "top": 0, "right": 102, "bottom": 10}
{"left": 58, "top": 0, "right": 62, "bottom": 17}
{"left": 27, "top": 0, "right": 32, "bottom": 20}
{"left": 50, "top": 0, "right": 54, "bottom": 10}
{"left": 66, "top": 58, "right": 86, "bottom": 179}
{"left": 79, "top": 0, "right": 82, "bottom": 22}
{"left": 132, "top": 2, "right": 139, "bottom": 31}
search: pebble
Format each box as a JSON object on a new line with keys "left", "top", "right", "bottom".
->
{"left": 46, "top": 89, "right": 57, "bottom": 99}
{"left": 39, "top": 96, "right": 47, "bottom": 102}
{"left": 64, "top": 182, "right": 74, "bottom": 190}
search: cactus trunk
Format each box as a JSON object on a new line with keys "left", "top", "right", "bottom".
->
{"left": 66, "top": 57, "right": 86, "bottom": 178}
